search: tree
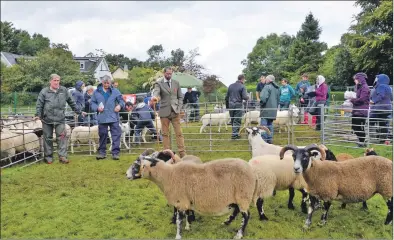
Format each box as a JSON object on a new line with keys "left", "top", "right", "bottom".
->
{"left": 183, "top": 48, "right": 205, "bottom": 79}
{"left": 119, "top": 66, "right": 157, "bottom": 93}
{"left": 284, "top": 13, "right": 327, "bottom": 82}
{"left": 146, "top": 44, "right": 166, "bottom": 69}
{"left": 342, "top": 0, "right": 393, "bottom": 81}
{"left": 333, "top": 45, "right": 356, "bottom": 87}
{"left": 169, "top": 48, "right": 185, "bottom": 68}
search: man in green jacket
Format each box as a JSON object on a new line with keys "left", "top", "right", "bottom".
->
{"left": 35, "top": 74, "right": 86, "bottom": 164}
{"left": 259, "top": 74, "right": 280, "bottom": 144}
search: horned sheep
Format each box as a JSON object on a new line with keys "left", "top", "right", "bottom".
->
{"left": 126, "top": 151, "right": 256, "bottom": 239}
{"left": 280, "top": 144, "right": 393, "bottom": 229}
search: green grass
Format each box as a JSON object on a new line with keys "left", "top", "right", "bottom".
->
{"left": 1, "top": 121, "right": 393, "bottom": 239}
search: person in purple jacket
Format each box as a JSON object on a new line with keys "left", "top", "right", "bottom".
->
{"left": 370, "top": 74, "right": 393, "bottom": 143}
{"left": 306, "top": 75, "right": 328, "bottom": 131}
{"left": 350, "top": 72, "right": 370, "bottom": 147}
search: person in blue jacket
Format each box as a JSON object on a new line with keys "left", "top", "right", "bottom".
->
{"left": 133, "top": 96, "right": 161, "bottom": 144}
{"left": 91, "top": 75, "right": 125, "bottom": 160}
{"left": 72, "top": 80, "right": 85, "bottom": 125}
{"left": 279, "top": 78, "right": 295, "bottom": 110}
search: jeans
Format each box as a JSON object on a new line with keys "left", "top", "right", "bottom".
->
{"left": 98, "top": 122, "right": 121, "bottom": 156}
{"left": 260, "top": 118, "right": 274, "bottom": 143}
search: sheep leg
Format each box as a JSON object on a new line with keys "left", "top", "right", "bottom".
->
{"left": 171, "top": 207, "right": 177, "bottom": 224}
{"left": 303, "top": 195, "right": 319, "bottom": 230}
{"left": 256, "top": 197, "right": 268, "bottom": 221}
{"left": 187, "top": 210, "right": 196, "bottom": 222}
{"left": 234, "top": 211, "right": 250, "bottom": 239}
{"left": 299, "top": 189, "right": 308, "bottom": 214}
{"left": 384, "top": 197, "right": 393, "bottom": 225}
{"left": 185, "top": 210, "right": 193, "bottom": 230}
{"left": 223, "top": 203, "right": 240, "bottom": 225}
{"left": 361, "top": 201, "right": 368, "bottom": 210}
{"left": 175, "top": 209, "right": 185, "bottom": 239}
{"left": 199, "top": 125, "right": 205, "bottom": 134}
{"left": 318, "top": 201, "right": 331, "bottom": 226}
{"left": 288, "top": 188, "right": 295, "bottom": 210}
{"left": 340, "top": 203, "right": 347, "bottom": 209}
{"left": 122, "top": 133, "right": 130, "bottom": 149}
{"left": 218, "top": 122, "right": 221, "bottom": 133}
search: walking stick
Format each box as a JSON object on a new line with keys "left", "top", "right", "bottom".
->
{"left": 153, "top": 101, "right": 160, "bottom": 150}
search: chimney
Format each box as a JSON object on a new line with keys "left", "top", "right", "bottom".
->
{"left": 124, "top": 64, "right": 128, "bottom": 71}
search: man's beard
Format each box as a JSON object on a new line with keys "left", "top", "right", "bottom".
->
{"left": 165, "top": 76, "right": 171, "bottom": 80}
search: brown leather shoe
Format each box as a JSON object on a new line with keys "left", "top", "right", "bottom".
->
{"left": 59, "top": 157, "right": 69, "bottom": 164}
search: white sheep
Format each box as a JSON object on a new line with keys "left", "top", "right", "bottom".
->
{"left": 1, "top": 127, "right": 41, "bottom": 162}
{"left": 0, "top": 130, "right": 16, "bottom": 164}
{"left": 108, "top": 122, "right": 130, "bottom": 150}
{"left": 199, "top": 111, "right": 230, "bottom": 133}
{"left": 243, "top": 110, "right": 260, "bottom": 127}
{"left": 140, "top": 114, "right": 162, "bottom": 143}
{"left": 280, "top": 144, "right": 393, "bottom": 229}
{"left": 70, "top": 125, "right": 99, "bottom": 153}
{"left": 126, "top": 155, "right": 256, "bottom": 239}
{"left": 213, "top": 104, "right": 226, "bottom": 113}
{"left": 273, "top": 104, "right": 300, "bottom": 133}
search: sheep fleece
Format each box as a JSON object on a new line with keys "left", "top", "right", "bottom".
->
{"left": 148, "top": 158, "right": 256, "bottom": 216}
{"left": 304, "top": 156, "right": 392, "bottom": 202}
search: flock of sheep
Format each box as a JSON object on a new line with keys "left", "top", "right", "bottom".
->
{"left": 126, "top": 126, "right": 392, "bottom": 239}
{"left": 199, "top": 104, "right": 300, "bottom": 134}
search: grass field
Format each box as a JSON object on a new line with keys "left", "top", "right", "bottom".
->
{"left": 1, "top": 121, "right": 393, "bottom": 239}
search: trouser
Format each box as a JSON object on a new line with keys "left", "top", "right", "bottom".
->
{"left": 351, "top": 116, "right": 366, "bottom": 143}
{"left": 135, "top": 120, "right": 159, "bottom": 143}
{"left": 315, "top": 104, "right": 325, "bottom": 130}
{"left": 43, "top": 122, "right": 68, "bottom": 158}
{"left": 229, "top": 105, "right": 242, "bottom": 137}
{"left": 260, "top": 118, "right": 274, "bottom": 144}
{"left": 279, "top": 101, "right": 290, "bottom": 110}
{"left": 189, "top": 103, "right": 199, "bottom": 121}
{"left": 160, "top": 111, "right": 185, "bottom": 156}
{"left": 98, "top": 122, "right": 121, "bottom": 156}
{"left": 370, "top": 112, "right": 390, "bottom": 139}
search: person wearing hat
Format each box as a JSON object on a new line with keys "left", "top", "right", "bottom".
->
{"left": 183, "top": 87, "right": 201, "bottom": 122}
{"left": 349, "top": 72, "right": 370, "bottom": 147}
{"left": 225, "top": 74, "right": 249, "bottom": 139}
{"left": 91, "top": 75, "right": 125, "bottom": 160}
{"left": 259, "top": 74, "right": 280, "bottom": 144}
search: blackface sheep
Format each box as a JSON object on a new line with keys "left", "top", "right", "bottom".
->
{"left": 280, "top": 144, "right": 393, "bottom": 229}
{"left": 240, "top": 126, "right": 308, "bottom": 213}
{"left": 126, "top": 153, "right": 256, "bottom": 239}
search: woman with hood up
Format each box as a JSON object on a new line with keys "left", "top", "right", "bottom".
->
{"left": 350, "top": 72, "right": 370, "bottom": 147}
{"left": 306, "top": 75, "right": 328, "bottom": 131}
{"left": 370, "top": 74, "right": 393, "bottom": 143}
{"left": 72, "top": 80, "right": 86, "bottom": 125}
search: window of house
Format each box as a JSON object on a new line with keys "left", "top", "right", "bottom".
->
{"left": 80, "top": 61, "right": 85, "bottom": 69}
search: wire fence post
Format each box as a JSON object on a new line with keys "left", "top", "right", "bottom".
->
{"left": 13, "top": 91, "right": 17, "bottom": 114}
{"left": 366, "top": 106, "right": 371, "bottom": 148}
{"left": 321, "top": 104, "right": 325, "bottom": 145}
{"left": 288, "top": 108, "right": 292, "bottom": 145}
{"left": 209, "top": 113, "right": 212, "bottom": 152}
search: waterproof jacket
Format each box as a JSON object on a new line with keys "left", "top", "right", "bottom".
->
{"left": 72, "top": 80, "right": 85, "bottom": 112}
{"left": 371, "top": 74, "right": 393, "bottom": 112}
{"left": 351, "top": 75, "right": 370, "bottom": 117}
{"left": 279, "top": 85, "right": 295, "bottom": 103}
{"left": 260, "top": 81, "right": 280, "bottom": 119}
{"left": 315, "top": 83, "right": 328, "bottom": 102}
{"left": 295, "top": 80, "right": 311, "bottom": 97}
{"left": 183, "top": 90, "right": 201, "bottom": 104}
{"left": 35, "top": 86, "right": 80, "bottom": 124}
{"left": 225, "top": 80, "right": 249, "bottom": 108}
{"left": 91, "top": 84, "right": 125, "bottom": 124}
{"left": 134, "top": 102, "right": 155, "bottom": 121}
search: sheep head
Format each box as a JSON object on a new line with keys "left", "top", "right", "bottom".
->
{"left": 280, "top": 144, "right": 326, "bottom": 174}
{"left": 365, "top": 148, "right": 378, "bottom": 156}
{"left": 126, "top": 148, "right": 155, "bottom": 180}
{"left": 240, "top": 126, "right": 271, "bottom": 140}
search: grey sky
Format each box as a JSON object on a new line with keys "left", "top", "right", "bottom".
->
{"left": 1, "top": 1, "right": 360, "bottom": 86}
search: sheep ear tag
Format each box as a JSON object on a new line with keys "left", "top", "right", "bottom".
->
{"left": 252, "top": 127, "right": 259, "bottom": 135}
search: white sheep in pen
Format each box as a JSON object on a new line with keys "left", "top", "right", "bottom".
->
{"left": 279, "top": 144, "right": 393, "bottom": 229}
{"left": 273, "top": 104, "right": 300, "bottom": 133}
{"left": 126, "top": 151, "right": 256, "bottom": 239}
{"left": 199, "top": 111, "right": 230, "bottom": 133}
{"left": 70, "top": 125, "right": 99, "bottom": 153}
{"left": 243, "top": 110, "right": 260, "bottom": 127}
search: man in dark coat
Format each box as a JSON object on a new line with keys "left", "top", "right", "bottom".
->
{"left": 225, "top": 74, "right": 249, "bottom": 139}
{"left": 84, "top": 85, "right": 97, "bottom": 126}
{"left": 133, "top": 96, "right": 161, "bottom": 144}
{"left": 259, "top": 74, "right": 280, "bottom": 144}
{"left": 183, "top": 87, "right": 201, "bottom": 121}
{"left": 72, "top": 80, "right": 85, "bottom": 125}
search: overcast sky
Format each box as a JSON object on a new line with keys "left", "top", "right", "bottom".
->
{"left": 1, "top": 1, "right": 360, "bottom": 86}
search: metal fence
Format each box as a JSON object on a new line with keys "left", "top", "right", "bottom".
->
{"left": 1, "top": 102, "right": 392, "bottom": 168}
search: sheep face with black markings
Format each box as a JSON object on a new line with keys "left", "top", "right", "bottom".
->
{"left": 280, "top": 144, "right": 393, "bottom": 229}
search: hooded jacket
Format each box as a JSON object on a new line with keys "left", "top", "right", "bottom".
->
{"left": 260, "top": 80, "right": 280, "bottom": 119}
{"left": 315, "top": 75, "right": 328, "bottom": 102}
{"left": 279, "top": 84, "right": 295, "bottom": 103}
{"left": 371, "top": 74, "right": 393, "bottom": 112}
{"left": 295, "top": 80, "right": 311, "bottom": 96}
{"left": 351, "top": 72, "right": 370, "bottom": 117}
{"left": 134, "top": 102, "right": 155, "bottom": 121}
{"left": 72, "top": 80, "right": 85, "bottom": 112}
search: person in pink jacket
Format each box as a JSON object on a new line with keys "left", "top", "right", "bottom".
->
{"left": 307, "top": 75, "right": 328, "bottom": 131}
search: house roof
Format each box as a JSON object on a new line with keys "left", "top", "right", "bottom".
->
{"left": 1, "top": 51, "right": 36, "bottom": 65}
{"left": 73, "top": 56, "right": 103, "bottom": 72}
{"left": 172, "top": 72, "right": 203, "bottom": 88}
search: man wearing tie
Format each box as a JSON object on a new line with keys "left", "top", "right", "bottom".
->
{"left": 151, "top": 67, "right": 186, "bottom": 157}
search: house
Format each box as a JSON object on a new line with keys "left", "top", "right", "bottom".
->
{"left": 112, "top": 64, "right": 129, "bottom": 79}
{"left": 73, "top": 56, "right": 113, "bottom": 82}
{"left": 1, "top": 51, "right": 36, "bottom": 67}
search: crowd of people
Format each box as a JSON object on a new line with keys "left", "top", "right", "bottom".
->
{"left": 225, "top": 72, "right": 392, "bottom": 146}
{"left": 33, "top": 68, "right": 392, "bottom": 164}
